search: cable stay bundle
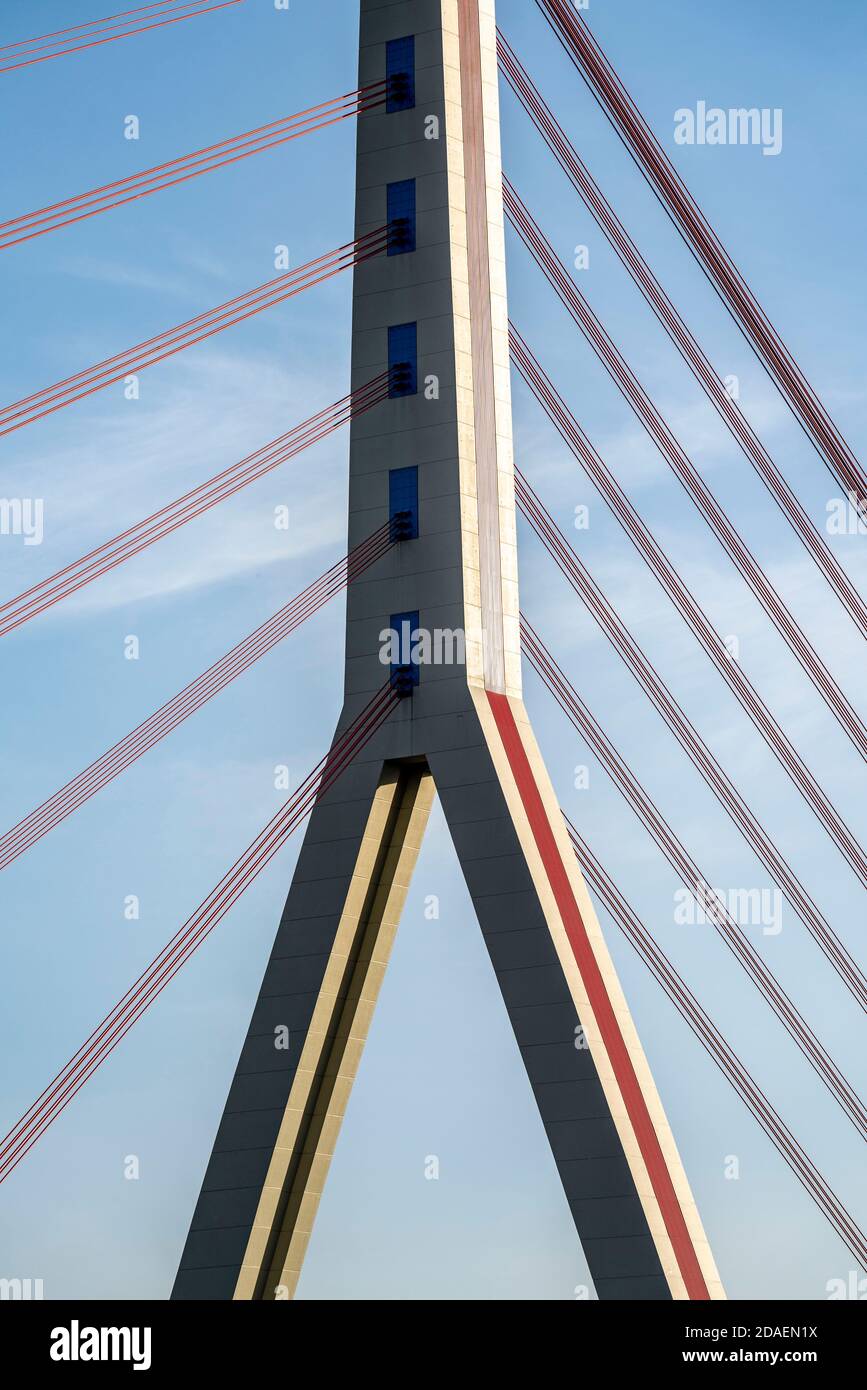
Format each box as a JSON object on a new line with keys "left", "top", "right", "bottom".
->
{"left": 0, "top": 83, "right": 389, "bottom": 249}
{"left": 534, "top": 0, "right": 867, "bottom": 506}
{"left": 0, "top": 680, "right": 399, "bottom": 1184}
{"left": 0, "top": 523, "right": 393, "bottom": 871}
{"left": 498, "top": 34, "right": 867, "bottom": 638}
{"left": 0, "top": 373, "right": 391, "bottom": 637}
{"left": 521, "top": 616, "right": 867, "bottom": 1140}
{"left": 0, "top": 230, "right": 389, "bottom": 439}
{"left": 515, "top": 470, "right": 866, "bottom": 1009}
{"left": 510, "top": 324, "right": 867, "bottom": 891}
{"left": 564, "top": 818, "right": 867, "bottom": 1270}
{"left": 0, "top": 0, "right": 244, "bottom": 75}
{"left": 505, "top": 182, "right": 867, "bottom": 763}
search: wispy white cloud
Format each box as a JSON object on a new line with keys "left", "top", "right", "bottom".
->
{"left": 54, "top": 255, "right": 198, "bottom": 300}
{"left": 1, "top": 348, "right": 352, "bottom": 617}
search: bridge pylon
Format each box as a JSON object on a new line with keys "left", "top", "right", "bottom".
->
{"left": 173, "top": 0, "right": 724, "bottom": 1302}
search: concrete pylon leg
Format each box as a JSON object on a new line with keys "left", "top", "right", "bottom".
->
{"left": 173, "top": 0, "right": 723, "bottom": 1300}
{"left": 173, "top": 684, "right": 722, "bottom": 1301}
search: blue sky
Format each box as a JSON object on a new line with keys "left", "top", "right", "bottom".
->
{"left": 1, "top": 0, "right": 865, "bottom": 1300}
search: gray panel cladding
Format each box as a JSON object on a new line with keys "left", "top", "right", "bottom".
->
{"left": 347, "top": 3, "right": 465, "bottom": 722}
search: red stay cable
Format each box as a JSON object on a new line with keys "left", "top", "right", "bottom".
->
{"left": 564, "top": 816, "right": 867, "bottom": 1270}
{"left": 0, "top": 0, "right": 227, "bottom": 53}
{"left": 504, "top": 180, "right": 867, "bottom": 763}
{"left": 2, "top": 234, "right": 381, "bottom": 418}
{"left": 497, "top": 34, "right": 867, "bottom": 640}
{"left": 0, "top": 230, "right": 389, "bottom": 437}
{"left": 0, "top": 523, "right": 394, "bottom": 869}
{"left": 522, "top": 616, "right": 867, "bottom": 1141}
{"left": 0, "top": 1, "right": 244, "bottom": 75}
{"left": 0, "top": 372, "right": 391, "bottom": 636}
{"left": 0, "top": 681, "right": 399, "bottom": 1181}
{"left": 0, "top": 85, "right": 388, "bottom": 250}
{"left": 515, "top": 468, "right": 866, "bottom": 1009}
{"left": 534, "top": 0, "right": 867, "bottom": 506}
{"left": 510, "top": 323, "right": 867, "bottom": 891}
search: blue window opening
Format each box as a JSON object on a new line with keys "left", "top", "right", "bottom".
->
{"left": 387, "top": 179, "right": 416, "bottom": 256}
{"left": 388, "top": 322, "right": 417, "bottom": 397}
{"left": 389, "top": 465, "right": 419, "bottom": 541}
{"left": 390, "top": 609, "right": 420, "bottom": 694}
{"left": 386, "top": 35, "right": 415, "bottom": 112}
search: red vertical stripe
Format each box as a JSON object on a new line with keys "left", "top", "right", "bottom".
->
{"left": 487, "top": 690, "right": 710, "bottom": 1300}
{"left": 457, "top": 0, "right": 506, "bottom": 692}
